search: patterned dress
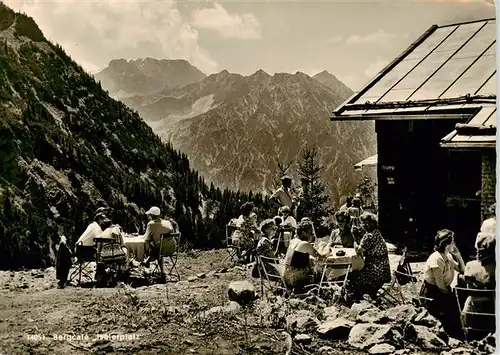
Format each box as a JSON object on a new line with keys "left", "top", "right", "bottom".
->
{"left": 346, "top": 229, "right": 391, "bottom": 300}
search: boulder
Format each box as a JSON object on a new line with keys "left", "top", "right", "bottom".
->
{"left": 412, "top": 307, "right": 441, "bottom": 328}
{"left": 440, "top": 348, "right": 475, "bottom": 355}
{"left": 286, "top": 310, "right": 320, "bottom": 333}
{"left": 225, "top": 301, "right": 241, "bottom": 312}
{"left": 317, "top": 318, "right": 354, "bottom": 339}
{"left": 323, "top": 305, "right": 342, "bottom": 320}
{"left": 405, "top": 324, "right": 448, "bottom": 350}
{"left": 357, "top": 309, "right": 389, "bottom": 324}
{"left": 384, "top": 304, "right": 417, "bottom": 325}
{"left": 369, "top": 343, "right": 396, "bottom": 354}
{"left": 196, "top": 273, "right": 206, "bottom": 279}
{"left": 227, "top": 280, "right": 255, "bottom": 306}
{"left": 187, "top": 276, "right": 197, "bottom": 282}
{"left": 349, "top": 301, "right": 379, "bottom": 320}
{"left": 348, "top": 324, "right": 396, "bottom": 349}
{"left": 294, "top": 334, "right": 312, "bottom": 345}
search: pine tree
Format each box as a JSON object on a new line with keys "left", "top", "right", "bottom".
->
{"left": 296, "top": 146, "right": 333, "bottom": 227}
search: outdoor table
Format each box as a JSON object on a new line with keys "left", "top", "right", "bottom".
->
{"left": 314, "top": 246, "right": 364, "bottom": 279}
{"left": 123, "top": 234, "right": 147, "bottom": 262}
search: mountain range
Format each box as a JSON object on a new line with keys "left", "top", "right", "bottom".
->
{"left": 97, "top": 60, "right": 376, "bottom": 204}
{"left": 0, "top": 3, "right": 266, "bottom": 269}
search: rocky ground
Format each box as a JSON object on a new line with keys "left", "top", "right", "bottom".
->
{"left": 0, "top": 249, "right": 495, "bottom": 355}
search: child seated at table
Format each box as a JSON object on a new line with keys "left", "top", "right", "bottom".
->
{"left": 283, "top": 220, "right": 323, "bottom": 294}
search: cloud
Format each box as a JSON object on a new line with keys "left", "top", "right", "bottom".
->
{"left": 364, "top": 58, "right": 390, "bottom": 78}
{"left": 346, "top": 29, "right": 408, "bottom": 45}
{"left": 323, "top": 36, "right": 343, "bottom": 44}
{"left": 191, "top": 3, "right": 261, "bottom": 40}
{"left": 3, "top": 0, "right": 218, "bottom": 74}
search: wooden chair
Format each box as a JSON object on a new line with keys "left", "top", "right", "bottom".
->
{"left": 257, "top": 255, "right": 289, "bottom": 298}
{"left": 94, "top": 237, "right": 128, "bottom": 287}
{"left": 454, "top": 286, "right": 496, "bottom": 342}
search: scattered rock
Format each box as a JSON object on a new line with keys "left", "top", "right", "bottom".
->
{"left": 218, "top": 268, "right": 228, "bottom": 274}
{"left": 196, "top": 273, "right": 206, "bottom": 279}
{"left": 323, "top": 305, "right": 341, "bottom": 320}
{"left": 317, "top": 345, "right": 335, "bottom": 354}
{"left": 394, "top": 350, "right": 411, "bottom": 355}
{"left": 317, "top": 318, "right": 354, "bottom": 339}
{"left": 440, "top": 348, "right": 475, "bottom": 355}
{"left": 286, "top": 310, "right": 320, "bottom": 333}
{"left": 227, "top": 280, "right": 255, "bottom": 306}
{"left": 369, "top": 343, "right": 396, "bottom": 354}
{"left": 357, "top": 309, "right": 388, "bottom": 324}
{"left": 187, "top": 276, "right": 197, "bottom": 282}
{"left": 384, "top": 304, "right": 417, "bottom": 325}
{"left": 405, "top": 324, "right": 448, "bottom": 350}
{"left": 348, "top": 323, "right": 394, "bottom": 349}
{"left": 184, "top": 339, "right": 194, "bottom": 345}
{"left": 350, "top": 301, "right": 379, "bottom": 320}
{"left": 289, "top": 298, "right": 309, "bottom": 309}
{"left": 294, "top": 334, "right": 312, "bottom": 344}
{"left": 225, "top": 301, "right": 241, "bottom": 312}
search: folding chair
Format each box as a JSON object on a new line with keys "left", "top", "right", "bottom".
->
{"left": 257, "top": 255, "right": 289, "bottom": 298}
{"left": 454, "top": 287, "right": 496, "bottom": 342}
{"left": 150, "top": 231, "right": 181, "bottom": 282}
{"left": 274, "top": 227, "right": 295, "bottom": 257}
{"left": 224, "top": 224, "right": 241, "bottom": 264}
{"left": 94, "top": 237, "right": 128, "bottom": 287}
{"left": 68, "top": 243, "right": 96, "bottom": 286}
{"left": 308, "top": 262, "right": 351, "bottom": 302}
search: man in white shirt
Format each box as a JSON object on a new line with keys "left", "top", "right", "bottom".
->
{"left": 76, "top": 207, "right": 109, "bottom": 247}
{"left": 271, "top": 176, "right": 295, "bottom": 209}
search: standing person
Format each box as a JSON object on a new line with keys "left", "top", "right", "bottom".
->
{"left": 56, "top": 235, "right": 73, "bottom": 288}
{"left": 339, "top": 196, "right": 353, "bottom": 213}
{"left": 296, "top": 177, "right": 310, "bottom": 218}
{"left": 420, "top": 229, "right": 466, "bottom": 339}
{"left": 272, "top": 176, "right": 296, "bottom": 212}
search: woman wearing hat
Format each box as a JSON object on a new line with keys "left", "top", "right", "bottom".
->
{"left": 345, "top": 212, "right": 391, "bottom": 303}
{"left": 420, "top": 229, "right": 465, "bottom": 339}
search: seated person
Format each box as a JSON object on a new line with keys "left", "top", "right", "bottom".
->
{"left": 478, "top": 203, "right": 496, "bottom": 241}
{"left": 328, "top": 211, "right": 354, "bottom": 248}
{"left": 142, "top": 206, "right": 177, "bottom": 278}
{"left": 419, "top": 229, "right": 465, "bottom": 340}
{"left": 345, "top": 212, "right": 391, "bottom": 303}
{"left": 75, "top": 207, "right": 110, "bottom": 247}
{"left": 279, "top": 206, "right": 297, "bottom": 248}
{"left": 256, "top": 219, "right": 278, "bottom": 258}
{"left": 232, "top": 202, "right": 259, "bottom": 262}
{"left": 462, "top": 232, "right": 496, "bottom": 339}
{"left": 283, "top": 221, "right": 323, "bottom": 294}
{"left": 97, "top": 224, "right": 129, "bottom": 267}
{"left": 301, "top": 217, "right": 316, "bottom": 242}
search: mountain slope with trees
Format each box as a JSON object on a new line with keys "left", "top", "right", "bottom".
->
{"left": 0, "top": 3, "right": 271, "bottom": 270}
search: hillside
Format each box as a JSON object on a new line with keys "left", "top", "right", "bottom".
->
{"left": 94, "top": 58, "right": 207, "bottom": 99}
{"left": 116, "top": 68, "right": 375, "bottom": 205}
{"left": 0, "top": 3, "right": 270, "bottom": 269}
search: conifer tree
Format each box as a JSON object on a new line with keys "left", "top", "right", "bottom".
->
{"left": 296, "top": 146, "right": 333, "bottom": 227}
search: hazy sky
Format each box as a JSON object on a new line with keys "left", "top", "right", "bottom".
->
{"left": 4, "top": 0, "right": 496, "bottom": 90}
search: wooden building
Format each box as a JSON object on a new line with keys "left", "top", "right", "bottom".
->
{"left": 332, "top": 19, "right": 496, "bottom": 256}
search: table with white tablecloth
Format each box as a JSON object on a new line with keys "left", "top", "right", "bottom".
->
{"left": 123, "top": 235, "right": 147, "bottom": 262}
{"left": 313, "top": 245, "right": 365, "bottom": 279}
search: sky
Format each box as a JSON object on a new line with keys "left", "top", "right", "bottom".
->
{"left": 3, "top": 0, "right": 496, "bottom": 91}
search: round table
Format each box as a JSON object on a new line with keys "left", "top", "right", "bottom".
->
{"left": 123, "top": 235, "right": 147, "bottom": 262}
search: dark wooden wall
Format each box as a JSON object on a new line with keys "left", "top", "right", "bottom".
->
{"left": 375, "top": 119, "right": 481, "bottom": 257}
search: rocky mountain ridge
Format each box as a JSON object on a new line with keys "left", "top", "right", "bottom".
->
{"left": 108, "top": 65, "right": 375, "bottom": 204}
